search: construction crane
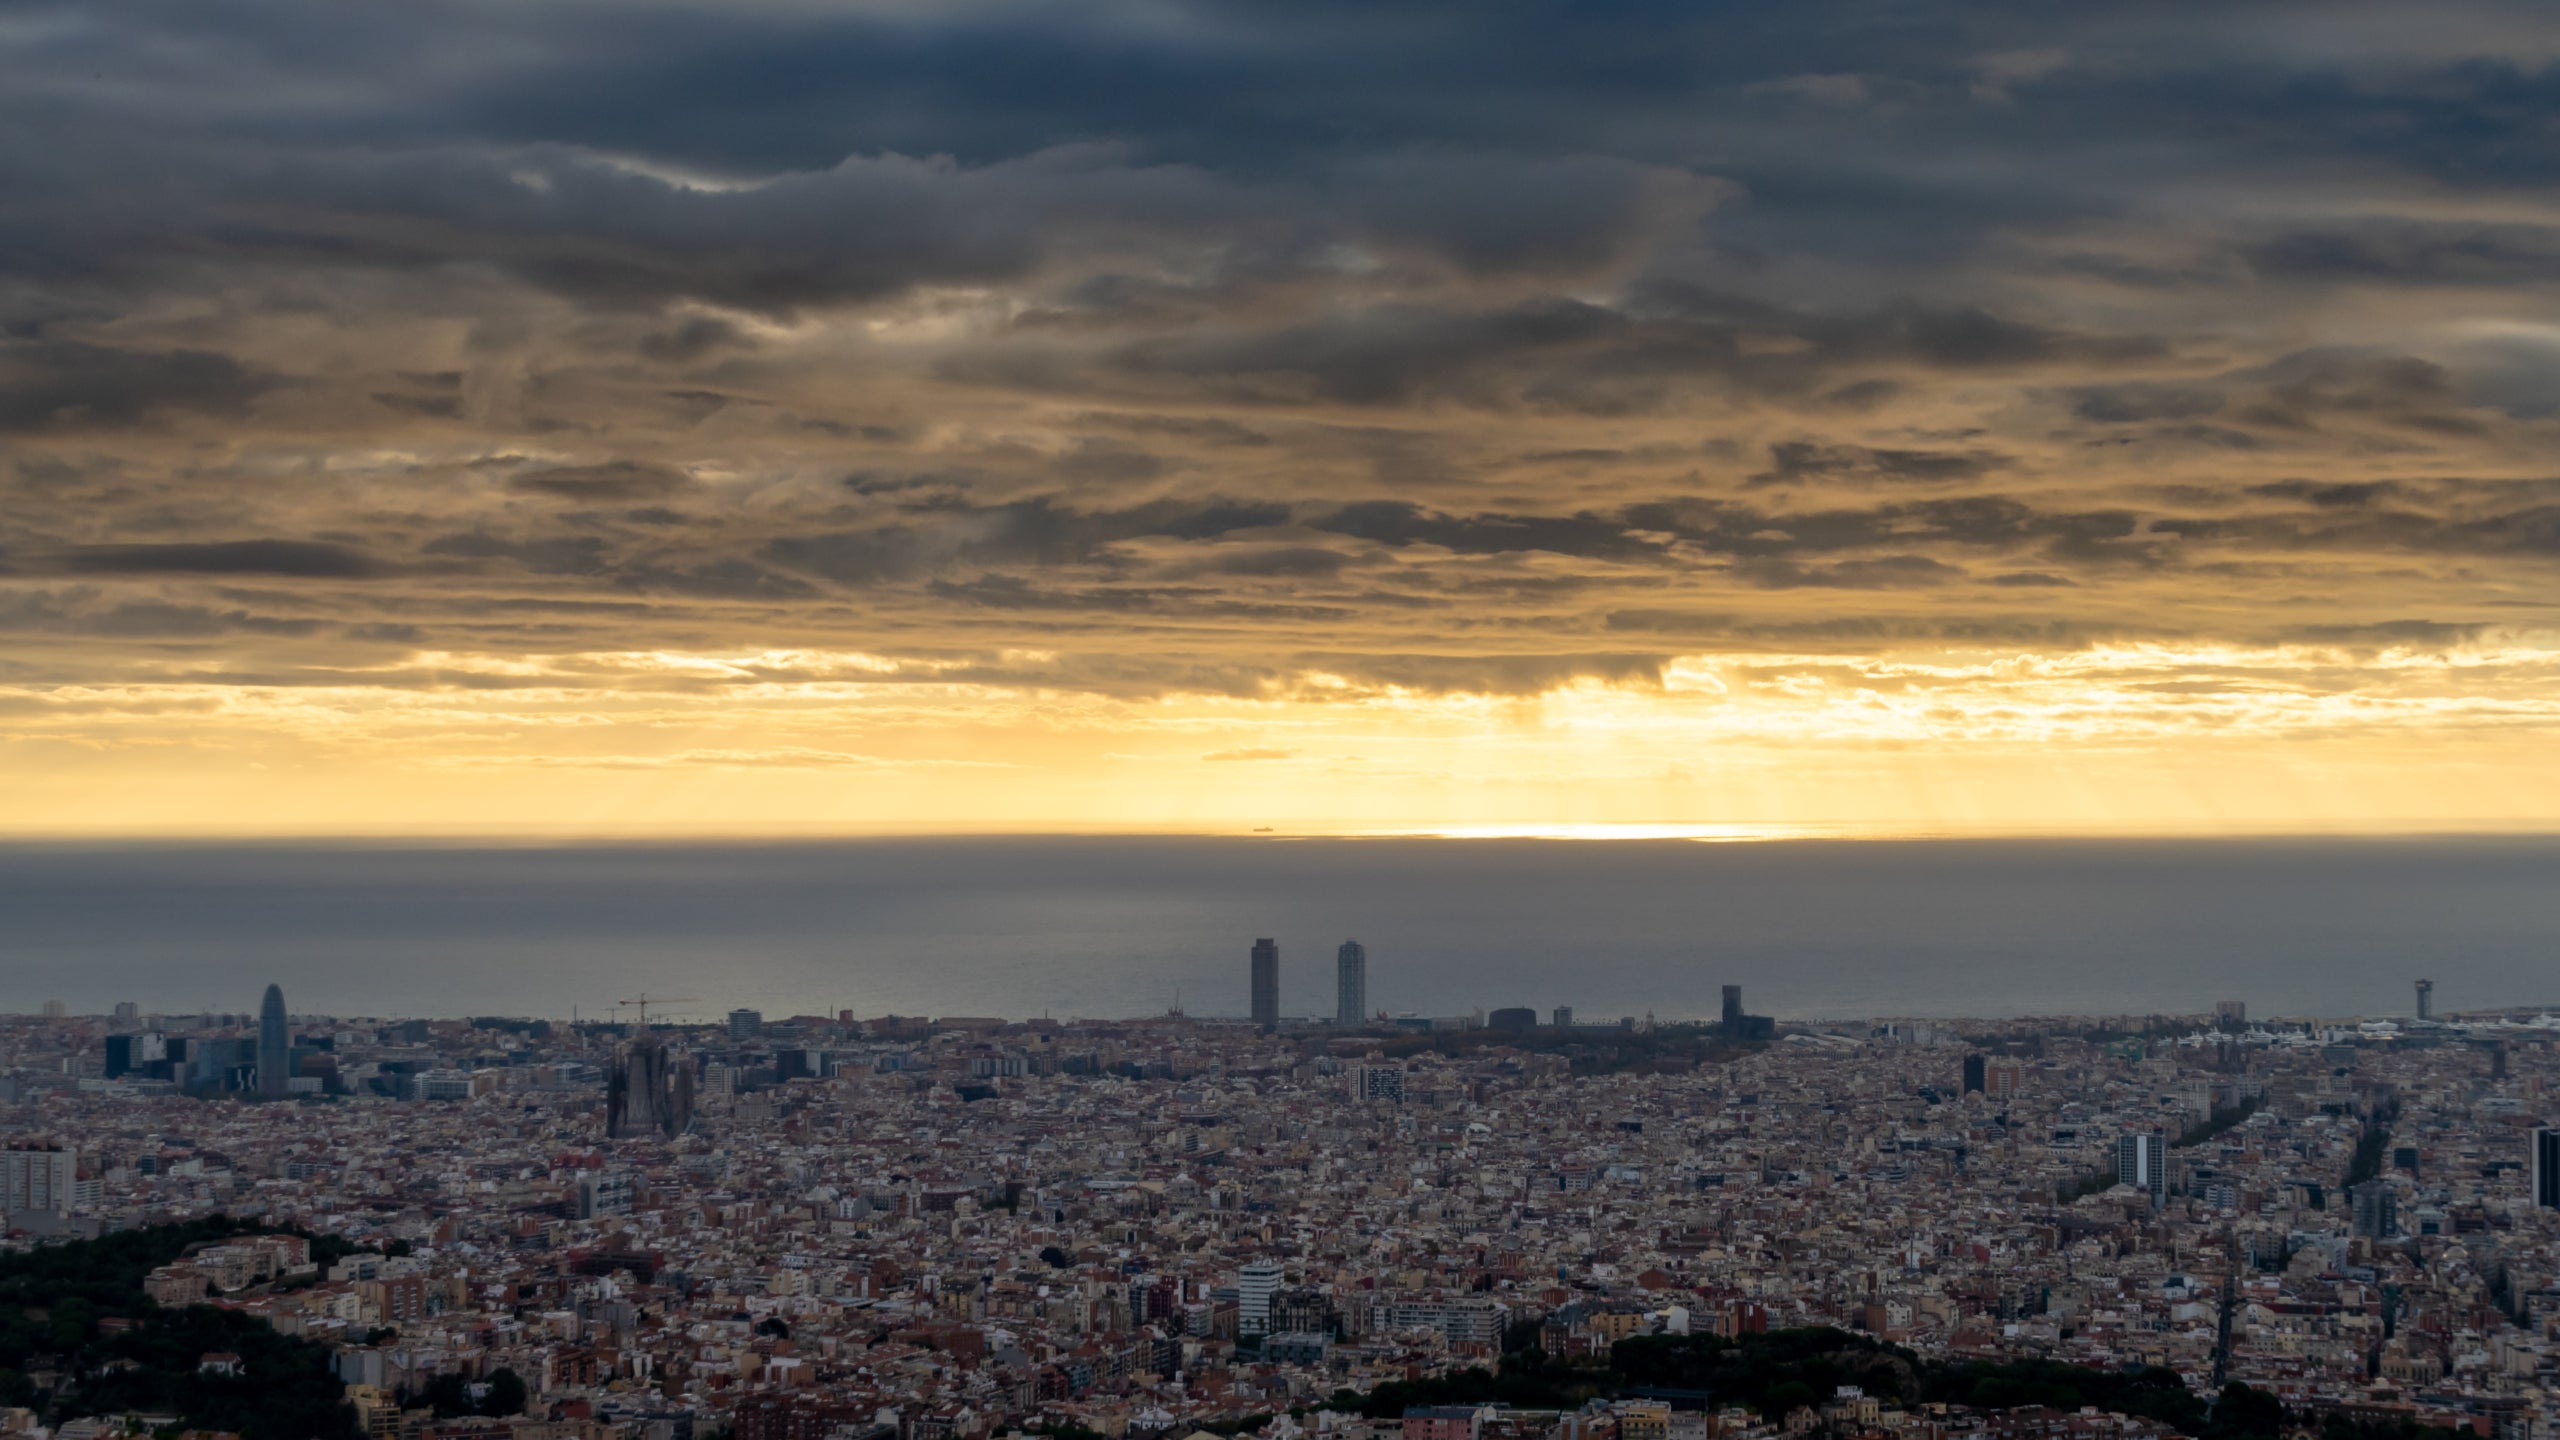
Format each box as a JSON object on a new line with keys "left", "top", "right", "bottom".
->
{"left": 615, "top": 994, "right": 700, "bottom": 1027}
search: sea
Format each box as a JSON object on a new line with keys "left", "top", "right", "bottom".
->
{"left": 0, "top": 835, "right": 2553, "bottom": 1025}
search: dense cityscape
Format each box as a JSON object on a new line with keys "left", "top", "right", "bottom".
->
{"left": 18, "top": 0, "right": 2560, "bottom": 1437}
{"left": 1, "top": 943, "right": 2557, "bottom": 1440}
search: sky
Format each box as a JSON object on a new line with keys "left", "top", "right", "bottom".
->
{"left": 7, "top": 1, "right": 2560, "bottom": 835}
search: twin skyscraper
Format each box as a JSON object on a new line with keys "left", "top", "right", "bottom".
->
{"left": 1248, "top": 937, "right": 1366, "bottom": 1030}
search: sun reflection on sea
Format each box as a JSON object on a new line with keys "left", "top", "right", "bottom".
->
{"left": 1313, "top": 822, "right": 1927, "bottom": 842}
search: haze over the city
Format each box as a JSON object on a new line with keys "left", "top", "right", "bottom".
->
{"left": 7, "top": 2, "right": 2560, "bottom": 835}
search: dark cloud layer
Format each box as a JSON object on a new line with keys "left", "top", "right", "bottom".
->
{"left": 4, "top": 0, "right": 2559, "bottom": 724}
{"left": 63, "top": 541, "right": 387, "bottom": 580}
{"left": 0, "top": 342, "right": 278, "bottom": 433}
{"left": 508, "top": 461, "right": 693, "bottom": 501}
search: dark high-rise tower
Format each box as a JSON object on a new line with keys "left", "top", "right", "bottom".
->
{"left": 2533, "top": 1128, "right": 2560, "bottom": 1210}
{"left": 2117, "top": 1130, "right": 2166, "bottom": 1208}
{"left": 2350, "top": 1179, "right": 2396, "bottom": 1239}
{"left": 607, "top": 1035, "right": 693, "bottom": 1140}
{"left": 1962, "top": 1054, "right": 1987, "bottom": 1096}
{"left": 1250, "top": 938, "right": 1279, "bottom": 1030}
{"left": 1718, "top": 984, "right": 1773, "bottom": 1040}
{"left": 1336, "top": 939, "right": 1366, "bottom": 1026}
{"left": 256, "top": 984, "right": 290, "bottom": 1100}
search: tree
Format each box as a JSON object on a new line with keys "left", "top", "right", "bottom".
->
{"left": 416, "top": 1373, "right": 472, "bottom": 1417}
{"left": 2202, "top": 1382, "right": 2285, "bottom": 1440}
{"left": 480, "top": 1367, "right": 527, "bottom": 1417}
{"left": 1761, "top": 1381, "right": 1818, "bottom": 1417}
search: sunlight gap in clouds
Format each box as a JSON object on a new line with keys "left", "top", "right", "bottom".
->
{"left": 4, "top": 637, "right": 2558, "bottom": 834}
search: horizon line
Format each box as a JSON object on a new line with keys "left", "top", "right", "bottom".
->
{"left": 3, "top": 818, "right": 2560, "bottom": 847}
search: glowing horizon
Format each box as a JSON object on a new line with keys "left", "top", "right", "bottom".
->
{"left": 10, "top": 629, "right": 2560, "bottom": 837}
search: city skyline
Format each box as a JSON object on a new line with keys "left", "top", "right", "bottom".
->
{"left": 41, "top": 964, "right": 2508, "bottom": 1037}
{"left": 8, "top": 985, "right": 2559, "bottom": 1440}
{"left": 45, "top": 974, "right": 2560, "bottom": 1107}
